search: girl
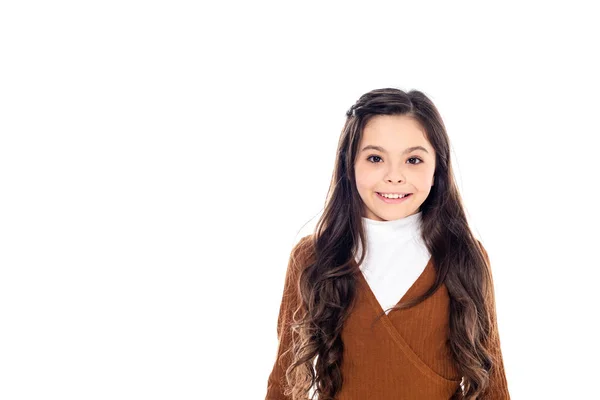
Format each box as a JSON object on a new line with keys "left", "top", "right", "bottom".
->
{"left": 265, "top": 88, "right": 510, "bottom": 400}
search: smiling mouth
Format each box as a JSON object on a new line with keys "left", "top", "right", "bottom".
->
{"left": 376, "top": 192, "right": 412, "bottom": 198}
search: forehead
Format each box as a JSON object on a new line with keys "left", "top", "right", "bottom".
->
{"left": 360, "top": 115, "right": 430, "bottom": 147}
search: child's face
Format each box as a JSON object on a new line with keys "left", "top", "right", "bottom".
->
{"left": 353, "top": 115, "right": 436, "bottom": 222}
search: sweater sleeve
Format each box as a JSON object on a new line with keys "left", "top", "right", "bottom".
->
{"left": 265, "top": 236, "right": 309, "bottom": 400}
{"left": 477, "top": 241, "right": 511, "bottom": 399}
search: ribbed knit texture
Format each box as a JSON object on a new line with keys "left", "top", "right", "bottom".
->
{"left": 265, "top": 235, "right": 511, "bottom": 399}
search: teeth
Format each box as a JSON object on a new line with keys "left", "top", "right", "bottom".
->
{"left": 379, "top": 193, "right": 409, "bottom": 199}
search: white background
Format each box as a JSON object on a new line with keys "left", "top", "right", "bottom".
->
{"left": 1, "top": 1, "right": 598, "bottom": 399}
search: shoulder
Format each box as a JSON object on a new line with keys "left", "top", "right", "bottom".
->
{"left": 281, "top": 234, "right": 315, "bottom": 296}
{"left": 289, "top": 234, "right": 315, "bottom": 270}
{"left": 474, "top": 239, "right": 491, "bottom": 266}
{"left": 284, "top": 234, "right": 317, "bottom": 284}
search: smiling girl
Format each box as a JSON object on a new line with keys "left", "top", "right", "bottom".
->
{"left": 266, "top": 88, "right": 510, "bottom": 400}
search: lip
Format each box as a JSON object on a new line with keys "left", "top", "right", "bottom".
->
{"left": 376, "top": 192, "right": 412, "bottom": 204}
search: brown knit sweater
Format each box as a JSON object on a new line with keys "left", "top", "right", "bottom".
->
{"left": 265, "top": 235, "right": 511, "bottom": 399}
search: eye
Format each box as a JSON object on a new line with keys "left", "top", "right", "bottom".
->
{"left": 367, "top": 155, "right": 383, "bottom": 163}
{"left": 366, "top": 155, "right": 423, "bottom": 164}
{"left": 407, "top": 157, "right": 423, "bottom": 165}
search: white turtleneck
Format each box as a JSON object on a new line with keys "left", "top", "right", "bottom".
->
{"left": 355, "top": 211, "right": 432, "bottom": 315}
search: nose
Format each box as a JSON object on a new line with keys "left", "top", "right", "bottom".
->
{"left": 385, "top": 164, "right": 406, "bottom": 183}
{"left": 385, "top": 173, "right": 405, "bottom": 183}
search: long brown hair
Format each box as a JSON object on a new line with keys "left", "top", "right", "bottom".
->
{"left": 283, "top": 88, "right": 503, "bottom": 399}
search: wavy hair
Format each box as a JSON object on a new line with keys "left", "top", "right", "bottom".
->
{"left": 282, "top": 88, "right": 503, "bottom": 399}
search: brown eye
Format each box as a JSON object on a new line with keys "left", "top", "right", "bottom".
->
{"left": 367, "top": 155, "right": 424, "bottom": 164}
{"left": 367, "top": 155, "right": 382, "bottom": 163}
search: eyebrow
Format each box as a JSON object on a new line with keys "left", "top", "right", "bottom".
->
{"left": 360, "top": 145, "right": 430, "bottom": 155}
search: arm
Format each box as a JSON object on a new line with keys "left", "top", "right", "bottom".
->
{"left": 265, "top": 236, "right": 310, "bottom": 400}
{"left": 477, "top": 241, "right": 511, "bottom": 399}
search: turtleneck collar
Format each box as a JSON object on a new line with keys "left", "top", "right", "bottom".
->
{"left": 355, "top": 211, "right": 424, "bottom": 263}
{"left": 361, "top": 211, "right": 423, "bottom": 236}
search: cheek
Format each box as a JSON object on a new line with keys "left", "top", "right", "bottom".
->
{"left": 355, "top": 164, "right": 434, "bottom": 191}
{"left": 413, "top": 170, "right": 435, "bottom": 191}
{"left": 355, "top": 170, "right": 379, "bottom": 190}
